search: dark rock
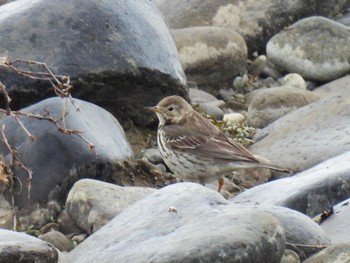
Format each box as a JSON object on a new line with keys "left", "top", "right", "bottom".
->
{"left": 153, "top": 0, "right": 347, "bottom": 54}
{"left": 66, "top": 179, "right": 156, "bottom": 234}
{"left": 0, "top": 97, "right": 133, "bottom": 210}
{"left": 39, "top": 231, "right": 74, "bottom": 252}
{"left": 61, "top": 183, "right": 285, "bottom": 263}
{"left": 57, "top": 209, "right": 83, "bottom": 236}
{"left": 106, "top": 158, "right": 177, "bottom": 188}
{"left": 0, "top": 0, "right": 187, "bottom": 127}
{"left": 267, "top": 17, "right": 350, "bottom": 82}
{"left": 231, "top": 152, "right": 350, "bottom": 217}
{"left": 0, "top": 229, "right": 58, "bottom": 263}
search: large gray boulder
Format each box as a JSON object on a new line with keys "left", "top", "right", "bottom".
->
{"left": 0, "top": 0, "right": 187, "bottom": 127}
{"left": 62, "top": 183, "right": 286, "bottom": 263}
{"left": 0, "top": 97, "right": 133, "bottom": 211}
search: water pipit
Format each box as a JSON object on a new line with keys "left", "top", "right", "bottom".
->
{"left": 146, "top": 95, "right": 292, "bottom": 192}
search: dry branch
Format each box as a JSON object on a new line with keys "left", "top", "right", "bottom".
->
{"left": 0, "top": 57, "right": 97, "bottom": 201}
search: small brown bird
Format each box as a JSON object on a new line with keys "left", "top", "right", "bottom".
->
{"left": 146, "top": 95, "right": 291, "bottom": 192}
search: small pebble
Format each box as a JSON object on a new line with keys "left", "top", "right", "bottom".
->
{"left": 223, "top": 113, "right": 246, "bottom": 124}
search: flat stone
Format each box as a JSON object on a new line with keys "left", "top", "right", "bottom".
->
{"left": 231, "top": 152, "right": 350, "bottom": 217}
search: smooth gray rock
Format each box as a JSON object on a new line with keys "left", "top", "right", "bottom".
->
{"left": 256, "top": 206, "right": 330, "bottom": 259}
{"left": 303, "top": 242, "right": 350, "bottom": 263}
{"left": 172, "top": 26, "right": 247, "bottom": 89}
{"left": 154, "top": 0, "right": 347, "bottom": 54}
{"left": 66, "top": 179, "right": 156, "bottom": 234}
{"left": 231, "top": 152, "right": 350, "bottom": 217}
{"left": 247, "top": 86, "right": 320, "bottom": 128}
{"left": 313, "top": 74, "right": 350, "bottom": 98}
{"left": 190, "top": 88, "right": 225, "bottom": 118}
{"left": 62, "top": 183, "right": 286, "bottom": 263}
{"left": 0, "top": 97, "right": 133, "bottom": 209}
{"left": 316, "top": 198, "right": 350, "bottom": 244}
{"left": 248, "top": 80, "right": 350, "bottom": 173}
{"left": 0, "top": 229, "right": 58, "bottom": 263}
{"left": 0, "top": 0, "right": 187, "bottom": 127}
{"left": 267, "top": 17, "right": 350, "bottom": 82}
{"left": 189, "top": 88, "right": 218, "bottom": 103}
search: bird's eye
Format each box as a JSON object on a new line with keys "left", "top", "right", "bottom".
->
{"left": 168, "top": 106, "right": 174, "bottom": 112}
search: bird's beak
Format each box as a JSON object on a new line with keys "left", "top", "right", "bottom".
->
{"left": 144, "top": 106, "right": 161, "bottom": 113}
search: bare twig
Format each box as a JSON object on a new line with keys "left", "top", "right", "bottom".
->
{"left": 0, "top": 82, "right": 11, "bottom": 115}
{"left": 14, "top": 115, "right": 36, "bottom": 142}
{"left": 0, "top": 125, "right": 33, "bottom": 196}
{"left": 0, "top": 57, "right": 97, "bottom": 208}
{"left": 1, "top": 58, "right": 79, "bottom": 111}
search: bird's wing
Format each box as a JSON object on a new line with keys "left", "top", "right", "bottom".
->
{"left": 195, "top": 132, "right": 259, "bottom": 162}
{"left": 163, "top": 122, "right": 259, "bottom": 163}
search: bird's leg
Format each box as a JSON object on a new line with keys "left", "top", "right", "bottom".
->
{"left": 217, "top": 178, "right": 224, "bottom": 192}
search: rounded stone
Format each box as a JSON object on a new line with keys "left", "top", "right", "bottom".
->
{"left": 267, "top": 16, "right": 350, "bottom": 82}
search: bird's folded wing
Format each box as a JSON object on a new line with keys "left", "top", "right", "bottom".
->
{"left": 165, "top": 127, "right": 258, "bottom": 162}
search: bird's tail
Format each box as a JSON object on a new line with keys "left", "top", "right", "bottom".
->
{"left": 253, "top": 154, "right": 294, "bottom": 173}
{"left": 257, "top": 163, "right": 294, "bottom": 173}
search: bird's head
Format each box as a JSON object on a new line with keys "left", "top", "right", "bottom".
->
{"left": 145, "top": 95, "right": 192, "bottom": 125}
